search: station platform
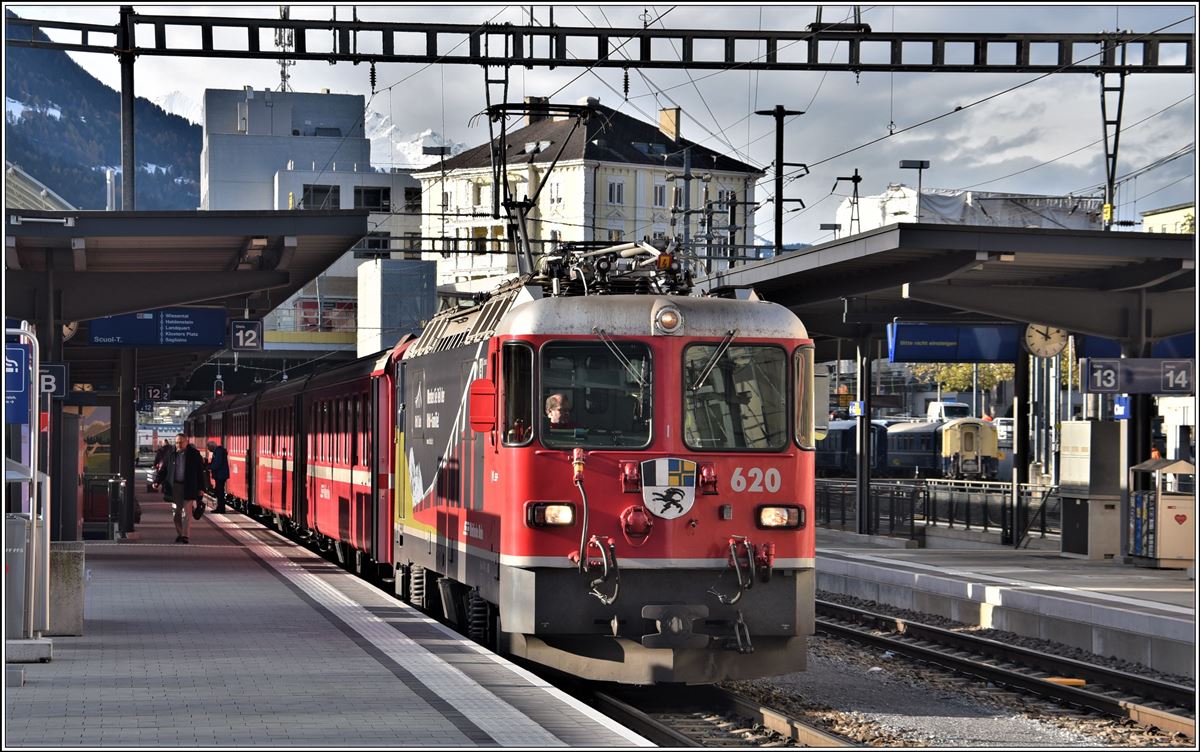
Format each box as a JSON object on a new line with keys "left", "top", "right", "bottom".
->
{"left": 815, "top": 530, "right": 1196, "bottom": 679}
{"left": 4, "top": 496, "right": 650, "bottom": 748}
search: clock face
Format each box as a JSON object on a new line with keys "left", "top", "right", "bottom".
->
{"left": 1024, "top": 324, "right": 1068, "bottom": 358}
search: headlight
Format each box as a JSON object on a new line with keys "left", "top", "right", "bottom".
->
{"left": 757, "top": 505, "right": 804, "bottom": 529}
{"left": 654, "top": 305, "right": 682, "bottom": 334}
{"left": 526, "top": 502, "right": 576, "bottom": 527}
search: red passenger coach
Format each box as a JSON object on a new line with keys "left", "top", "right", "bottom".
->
{"left": 253, "top": 377, "right": 305, "bottom": 519}
{"left": 223, "top": 393, "right": 258, "bottom": 505}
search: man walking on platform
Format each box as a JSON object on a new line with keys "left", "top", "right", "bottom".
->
{"left": 154, "top": 433, "right": 205, "bottom": 543}
{"left": 207, "top": 439, "right": 230, "bottom": 514}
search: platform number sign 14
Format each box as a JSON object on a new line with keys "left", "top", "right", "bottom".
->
{"left": 230, "top": 320, "right": 263, "bottom": 352}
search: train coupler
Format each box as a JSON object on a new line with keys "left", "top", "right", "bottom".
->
{"left": 640, "top": 604, "right": 710, "bottom": 649}
{"left": 708, "top": 535, "right": 754, "bottom": 605}
{"left": 755, "top": 542, "right": 775, "bottom": 583}
{"left": 567, "top": 535, "right": 620, "bottom": 605}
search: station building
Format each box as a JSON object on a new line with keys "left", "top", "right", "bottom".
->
{"left": 414, "top": 96, "right": 765, "bottom": 294}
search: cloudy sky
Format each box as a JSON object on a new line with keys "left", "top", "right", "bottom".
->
{"left": 8, "top": 3, "right": 1197, "bottom": 245}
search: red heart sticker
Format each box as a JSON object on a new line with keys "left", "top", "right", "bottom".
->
{"left": 1174, "top": 514, "right": 1187, "bottom": 525}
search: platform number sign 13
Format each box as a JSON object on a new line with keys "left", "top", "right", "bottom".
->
{"left": 230, "top": 320, "right": 263, "bottom": 351}
{"left": 1087, "top": 359, "right": 1121, "bottom": 393}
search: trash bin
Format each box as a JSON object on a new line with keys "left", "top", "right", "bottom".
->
{"left": 5, "top": 514, "right": 30, "bottom": 640}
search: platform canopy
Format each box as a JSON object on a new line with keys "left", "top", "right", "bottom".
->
{"left": 699, "top": 222, "right": 1195, "bottom": 359}
{"left": 4, "top": 208, "right": 369, "bottom": 386}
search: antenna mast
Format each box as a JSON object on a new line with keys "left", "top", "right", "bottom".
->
{"left": 275, "top": 6, "right": 295, "bottom": 92}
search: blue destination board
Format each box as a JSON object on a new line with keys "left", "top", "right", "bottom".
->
{"left": 6, "top": 344, "right": 30, "bottom": 424}
{"left": 1078, "top": 333, "right": 1194, "bottom": 359}
{"left": 89, "top": 308, "right": 227, "bottom": 347}
{"left": 887, "top": 323, "right": 1020, "bottom": 363}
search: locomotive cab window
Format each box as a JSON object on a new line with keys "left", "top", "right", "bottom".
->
{"left": 684, "top": 344, "right": 787, "bottom": 451}
{"left": 794, "top": 345, "right": 815, "bottom": 450}
{"left": 503, "top": 343, "right": 534, "bottom": 446}
{"left": 540, "top": 341, "right": 651, "bottom": 449}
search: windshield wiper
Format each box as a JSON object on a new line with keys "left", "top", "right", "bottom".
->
{"left": 593, "top": 327, "right": 647, "bottom": 387}
{"left": 689, "top": 329, "right": 738, "bottom": 392}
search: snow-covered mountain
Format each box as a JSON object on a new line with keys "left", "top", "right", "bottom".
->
{"left": 152, "top": 91, "right": 203, "bottom": 126}
{"left": 364, "top": 109, "right": 467, "bottom": 170}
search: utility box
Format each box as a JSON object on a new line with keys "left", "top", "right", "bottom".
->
{"left": 1060, "top": 421, "right": 1124, "bottom": 497}
{"left": 5, "top": 515, "right": 30, "bottom": 639}
{"left": 1128, "top": 459, "right": 1196, "bottom": 569}
{"left": 1059, "top": 421, "right": 1124, "bottom": 560}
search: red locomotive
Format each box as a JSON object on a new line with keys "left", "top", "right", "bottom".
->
{"left": 188, "top": 243, "right": 817, "bottom": 684}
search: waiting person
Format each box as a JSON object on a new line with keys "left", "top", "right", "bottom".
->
{"left": 206, "top": 439, "right": 230, "bottom": 514}
{"left": 154, "top": 433, "right": 205, "bottom": 543}
{"left": 545, "top": 393, "right": 576, "bottom": 429}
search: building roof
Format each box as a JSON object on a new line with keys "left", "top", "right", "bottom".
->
{"left": 1140, "top": 202, "right": 1194, "bottom": 217}
{"left": 4, "top": 161, "right": 75, "bottom": 210}
{"left": 418, "top": 103, "right": 764, "bottom": 177}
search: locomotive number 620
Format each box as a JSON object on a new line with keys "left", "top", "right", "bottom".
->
{"left": 730, "top": 467, "right": 782, "bottom": 493}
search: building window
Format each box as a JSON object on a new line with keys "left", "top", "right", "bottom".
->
{"left": 549, "top": 229, "right": 561, "bottom": 244}
{"left": 472, "top": 183, "right": 484, "bottom": 207}
{"left": 300, "top": 184, "right": 340, "bottom": 210}
{"left": 353, "top": 186, "right": 391, "bottom": 211}
{"left": 651, "top": 230, "right": 666, "bottom": 241}
{"left": 653, "top": 183, "right": 667, "bottom": 208}
{"left": 403, "top": 232, "right": 422, "bottom": 260}
{"left": 717, "top": 188, "right": 733, "bottom": 210}
{"left": 673, "top": 184, "right": 683, "bottom": 209}
{"left": 441, "top": 191, "right": 451, "bottom": 211}
{"left": 353, "top": 231, "right": 392, "bottom": 257}
{"left": 607, "top": 228, "right": 623, "bottom": 242}
{"left": 547, "top": 182, "right": 561, "bottom": 204}
{"left": 607, "top": 179, "right": 624, "bottom": 205}
{"left": 404, "top": 187, "right": 421, "bottom": 211}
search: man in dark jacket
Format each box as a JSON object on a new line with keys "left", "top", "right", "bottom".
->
{"left": 206, "top": 440, "right": 230, "bottom": 514}
{"left": 154, "top": 433, "right": 205, "bottom": 543}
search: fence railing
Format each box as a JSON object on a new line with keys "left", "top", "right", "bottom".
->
{"left": 815, "top": 478, "right": 1061, "bottom": 545}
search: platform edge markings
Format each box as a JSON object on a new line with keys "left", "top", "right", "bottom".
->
{"left": 819, "top": 551, "right": 1196, "bottom": 617}
{"left": 208, "top": 516, "right": 578, "bottom": 749}
{"left": 211, "top": 514, "right": 652, "bottom": 748}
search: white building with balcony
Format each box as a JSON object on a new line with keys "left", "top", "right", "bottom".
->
{"left": 413, "top": 97, "right": 764, "bottom": 292}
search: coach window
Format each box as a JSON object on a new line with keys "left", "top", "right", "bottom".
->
{"left": 502, "top": 343, "right": 534, "bottom": 446}
{"left": 683, "top": 343, "right": 786, "bottom": 451}
{"left": 540, "top": 341, "right": 652, "bottom": 449}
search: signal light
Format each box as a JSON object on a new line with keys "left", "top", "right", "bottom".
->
{"left": 756, "top": 505, "right": 804, "bottom": 529}
{"left": 214, "top": 377, "right": 224, "bottom": 398}
{"left": 699, "top": 462, "right": 718, "bottom": 494}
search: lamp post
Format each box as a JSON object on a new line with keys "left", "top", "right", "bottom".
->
{"left": 898, "top": 160, "right": 930, "bottom": 222}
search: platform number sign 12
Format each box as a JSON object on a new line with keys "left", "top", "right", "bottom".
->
{"left": 230, "top": 320, "right": 263, "bottom": 352}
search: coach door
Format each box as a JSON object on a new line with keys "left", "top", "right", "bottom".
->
{"left": 960, "top": 424, "right": 980, "bottom": 477}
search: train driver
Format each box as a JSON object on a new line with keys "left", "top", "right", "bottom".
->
{"left": 545, "top": 392, "right": 576, "bottom": 430}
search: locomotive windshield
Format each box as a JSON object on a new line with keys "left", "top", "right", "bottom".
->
{"left": 683, "top": 344, "right": 788, "bottom": 451}
{"left": 540, "top": 341, "right": 652, "bottom": 448}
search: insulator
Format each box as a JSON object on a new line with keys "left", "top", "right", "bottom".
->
{"left": 623, "top": 68, "right": 629, "bottom": 100}
{"left": 369, "top": 62, "right": 377, "bottom": 93}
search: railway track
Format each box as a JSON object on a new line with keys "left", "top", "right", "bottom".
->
{"left": 816, "top": 599, "right": 1195, "bottom": 740}
{"left": 590, "top": 685, "right": 856, "bottom": 747}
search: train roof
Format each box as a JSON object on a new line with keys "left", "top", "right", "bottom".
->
{"left": 496, "top": 294, "right": 808, "bottom": 340}
{"left": 887, "top": 421, "right": 941, "bottom": 435}
{"left": 826, "top": 419, "right": 889, "bottom": 430}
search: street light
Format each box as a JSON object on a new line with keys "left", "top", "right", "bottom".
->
{"left": 819, "top": 222, "right": 841, "bottom": 240}
{"left": 898, "top": 160, "right": 930, "bottom": 222}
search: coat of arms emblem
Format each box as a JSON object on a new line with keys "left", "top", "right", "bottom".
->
{"left": 640, "top": 458, "right": 697, "bottom": 520}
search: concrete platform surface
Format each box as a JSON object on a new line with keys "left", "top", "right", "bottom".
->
{"left": 3, "top": 500, "right": 650, "bottom": 748}
{"left": 816, "top": 545, "right": 1196, "bottom": 677}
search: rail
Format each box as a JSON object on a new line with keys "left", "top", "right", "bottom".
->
{"left": 816, "top": 599, "right": 1195, "bottom": 739}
